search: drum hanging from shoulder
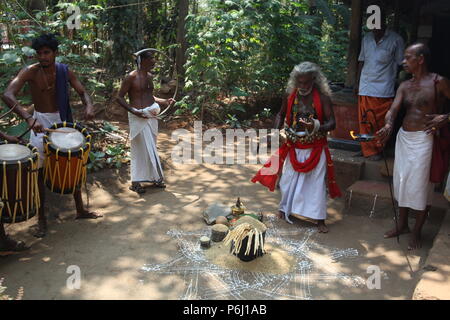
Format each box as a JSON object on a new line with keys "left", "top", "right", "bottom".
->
{"left": 43, "top": 122, "right": 91, "bottom": 194}
{"left": 0, "top": 141, "right": 40, "bottom": 223}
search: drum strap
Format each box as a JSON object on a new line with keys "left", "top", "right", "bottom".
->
{"left": 55, "top": 63, "right": 73, "bottom": 122}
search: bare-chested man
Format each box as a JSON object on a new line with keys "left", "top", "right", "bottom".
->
{"left": 116, "top": 49, "right": 174, "bottom": 194}
{"left": 377, "top": 43, "right": 450, "bottom": 250}
{"left": 1, "top": 34, "right": 102, "bottom": 238}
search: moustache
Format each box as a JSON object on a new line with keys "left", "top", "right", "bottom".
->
{"left": 298, "top": 87, "right": 313, "bottom": 96}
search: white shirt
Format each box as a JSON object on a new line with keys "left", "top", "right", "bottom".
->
{"left": 358, "top": 30, "right": 405, "bottom": 98}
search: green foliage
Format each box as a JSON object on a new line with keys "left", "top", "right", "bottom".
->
{"left": 0, "top": 1, "right": 107, "bottom": 97}
{"left": 261, "top": 107, "right": 272, "bottom": 118}
{"left": 182, "top": 0, "right": 350, "bottom": 121}
{"left": 87, "top": 121, "right": 129, "bottom": 172}
{"left": 225, "top": 114, "right": 241, "bottom": 129}
{"left": 87, "top": 143, "right": 129, "bottom": 172}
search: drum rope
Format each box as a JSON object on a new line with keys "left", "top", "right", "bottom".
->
{"left": 83, "top": 142, "right": 91, "bottom": 210}
{"left": 33, "top": 154, "right": 40, "bottom": 210}
{"left": 13, "top": 162, "right": 18, "bottom": 223}
{"left": 2, "top": 162, "right": 12, "bottom": 219}
{"left": 1, "top": 162, "right": 6, "bottom": 220}
{"left": 27, "top": 158, "right": 31, "bottom": 220}
{"left": 73, "top": 148, "right": 84, "bottom": 195}
{"left": 60, "top": 149, "right": 71, "bottom": 195}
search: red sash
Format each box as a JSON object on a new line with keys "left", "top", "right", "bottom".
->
{"left": 251, "top": 88, "right": 342, "bottom": 198}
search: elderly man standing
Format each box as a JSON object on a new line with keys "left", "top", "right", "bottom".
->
{"left": 252, "top": 62, "right": 341, "bottom": 233}
{"left": 377, "top": 43, "right": 450, "bottom": 250}
{"left": 355, "top": 4, "right": 404, "bottom": 160}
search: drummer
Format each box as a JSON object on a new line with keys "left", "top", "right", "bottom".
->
{"left": 1, "top": 33, "right": 102, "bottom": 238}
{"left": 0, "top": 132, "right": 28, "bottom": 252}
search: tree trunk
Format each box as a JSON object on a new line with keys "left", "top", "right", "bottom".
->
{"left": 27, "top": 0, "right": 45, "bottom": 12}
{"left": 176, "top": 0, "right": 189, "bottom": 81}
{"left": 393, "top": 0, "right": 400, "bottom": 32}
{"left": 345, "top": 0, "right": 362, "bottom": 88}
{"left": 410, "top": 0, "right": 422, "bottom": 43}
{"left": 307, "top": 0, "right": 322, "bottom": 61}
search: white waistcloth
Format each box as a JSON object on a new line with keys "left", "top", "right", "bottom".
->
{"left": 132, "top": 103, "right": 160, "bottom": 119}
{"left": 278, "top": 148, "right": 327, "bottom": 223}
{"left": 30, "top": 111, "right": 62, "bottom": 168}
{"left": 358, "top": 30, "right": 405, "bottom": 98}
{"left": 393, "top": 128, "right": 434, "bottom": 211}
{"left": 128, "top": 103, "right": 164, "bottom": 182}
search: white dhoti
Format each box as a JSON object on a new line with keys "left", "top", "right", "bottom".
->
{"left": 129, "top": 103, "right": 164, "bottom": 183}
{"left": 30, "top": 111, "right": 62, "bottom": 168}
{"left": 393, "top": 128, "right": 434, "bottom": 211}
{"left": 279, "top": 148, "right": 327, "bottom": 223}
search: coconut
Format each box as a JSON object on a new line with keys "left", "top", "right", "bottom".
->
{"left": 215, "top": 216, "right": 229, "bottom": 226}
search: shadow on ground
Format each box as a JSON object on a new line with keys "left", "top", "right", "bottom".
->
{"left": 0, "top": 129, "right": 443, "bottom": 300}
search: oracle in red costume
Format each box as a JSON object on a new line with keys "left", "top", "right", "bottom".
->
{"left": 251, "top": 87, "right": 341, "bottom": 198}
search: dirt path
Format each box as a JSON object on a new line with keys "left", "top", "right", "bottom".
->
{"left": 0, "top": 129, "right": 442, "bottom": 299}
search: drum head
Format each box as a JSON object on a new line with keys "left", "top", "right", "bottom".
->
{"left": 0, "top": 144, "right": 32, "bottom": 162}
{"left": 49, "top": 127, "right": 85, "bottom": 151}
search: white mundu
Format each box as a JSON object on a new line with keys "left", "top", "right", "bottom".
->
{"left": 278, "top": 149, "right": 327, "bottom": 224}
{"left": 30, "top": 111, "right": 62, "bottom": 168}
{"left": 129, "top": 102, "right": 164, "bottom": 183}
{"left": 393, "top": 128, "right": 434, "bottom": 211}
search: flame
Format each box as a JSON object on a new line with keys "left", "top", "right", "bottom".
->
{"left": 350, "top": 131, "right": 357, "bottom": 140}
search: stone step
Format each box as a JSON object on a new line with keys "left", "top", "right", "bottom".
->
{"left": 379, "top": 157, "right": 395, "bottom": 178}
{"left": 330, "top": 148, "right": 365, "bottom": 191}
{"left": 345, "top": 180, "right": 449, "bottom": 219}
{"left": 329, "top": 147, "right": 393, "bottom": 186}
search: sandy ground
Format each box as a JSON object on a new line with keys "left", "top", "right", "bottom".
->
{"left": 0, "top": 129, "right": 444, "bottom": 300}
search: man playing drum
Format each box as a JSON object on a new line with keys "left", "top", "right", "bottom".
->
{"left": 1, "top": 34, "right": 102, "bottom": 238}
{"left": 116, "top": 48, "right": 174, "bottom": 194}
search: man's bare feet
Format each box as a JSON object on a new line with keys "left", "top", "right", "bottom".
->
{"left": 32, "top": 222, "right": 47, "bottom": 238}
{"left": 129, "top": 183, "right": 146, "bottom": 194}
{"left": 75, "top": 210, "right": 103, "bottom": 220}
{"left": 277, "top": 211, "right": 285, "bottom": 219}
{"left": 408, "top": 233, "right": 422, "bottom": 250}
{"left": 383, "top": 226, "right": 410, "bottom": 238}
{"left": 0, "top": 236, "right": 29, "bottom": 252}
{"left": 317, "top": 221, "right": 329, "bottom": 233}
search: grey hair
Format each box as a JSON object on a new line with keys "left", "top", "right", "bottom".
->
{"left": 286, "top": 62, "right": 331, "bottom": 97}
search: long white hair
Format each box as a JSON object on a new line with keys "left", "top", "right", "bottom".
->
{"left": 286, "top": 62, "right": 331, "bottom": 97}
